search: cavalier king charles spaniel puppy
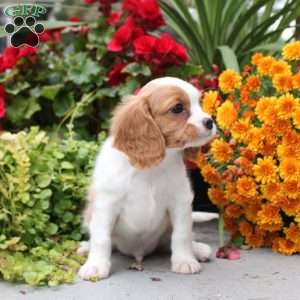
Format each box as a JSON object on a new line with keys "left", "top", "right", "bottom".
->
{"left": 78, "top": 77, "right": 217, "bottom": 280}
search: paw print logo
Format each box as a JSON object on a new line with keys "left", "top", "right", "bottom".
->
{"left": 4, "top": 16, "right": 44, "bottom": 47}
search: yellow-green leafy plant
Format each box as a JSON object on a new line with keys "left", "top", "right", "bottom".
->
{"left": 0, "top": 127, "right": 102, "bottom": 285}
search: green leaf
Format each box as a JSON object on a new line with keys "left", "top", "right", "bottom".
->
{"left": 36, "top": 175, "right": 52, "bottom": 188}
{"left": 118, "top": 78, "right": 139, "bottom": 97}
{"left": 122, "top": 63, "right": 151, "bottom": 77}
{"left": 67, "top": 53, "right": 101, "bottom": 85}
{"left": 231, "top": 235, "right": 245, "bottom": 247}
{"left": 217, "top": 46, "right": 240, "bottom": 72}
{"left": 166, "top": 64, "right": 203, "bottom": 78}
{"left": 24, "top": 98, "right": 41, "bottom": 120}
{"left": 39, "top": 189, "right": 52, "bottom": 199}
{"left": 53, "top": 94, "right": 75, "bottom": 117}
{"left": 61, "top": 161, "right": 74, "bottom": 170}
{"left": 47, "top": 224, "right": 58, "bottom": 235}
{"left": 41, "top": 85, "right": 63, "bottom": 101}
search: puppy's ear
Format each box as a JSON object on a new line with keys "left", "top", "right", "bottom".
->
{"left": 111, "top": 95, "right": 165, "bottom": 169}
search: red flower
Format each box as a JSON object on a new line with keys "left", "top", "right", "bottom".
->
{"left": 108, "top": 63, "right": 128, "bottom": 86}
{"left": 18, "top": 46, "right": 38, "bottom": 59}
{"left": 157, "top": 33, "right": 188, "bottom": 65}
{"left": 123, "top": 0, "right": 164, "bottom": 30}
{"left": 40, "top": 29, "right": 62, "bottom": 43}
{"left": 1, "top": 47, "right": 19, "bottom": 70}
{"left": 0, "top": 86, "right": 5, "bottom": 119}
{"left": 107, "top": 11, "right": 122, "bottom": 26}
{"left": 108, "top": 16, "right": 144, "bottom": 52}
{"left": 69, "top": 16, "right": 81, "bottom": 22}
{"left": 133, "top": 34, "right": 158, "bottom": 62}
{"left": 133, "top": 33, "right": 188, "bottom": 67}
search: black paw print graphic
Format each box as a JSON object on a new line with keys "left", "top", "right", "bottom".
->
{"left": 4, "top": 16, "right": 44, "bottom": 47}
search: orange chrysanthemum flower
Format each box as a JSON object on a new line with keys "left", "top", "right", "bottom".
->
{"left": 257, "top": 205, "right": 283, "bottom": 232}
{"left": 246, "top": 227, "right": 265, "bottom": 248}
{"left": 253, "top": 157, "right": 278, "bottom": 184}
{"left": 261, "top": 182, "right": 282, "bottom": 202}
{"left": 246, "top": 75, "right": 260, "bottom": 92}
{"left": 236, "top": 176, "right": 257, "bottom": 198}
{"left": 277, "top": 143, "right": 299, "bottom": 160}
{"left": 202, "top": 90, "right": 220, "bottom": 115}
{"left": 251, "top": 52, "right": 264, "bottom": 65}
{"left": 244, "top": 203, "right": 261, "bottom": 223}
{"left": 255, "top": 96, "right": 277, "bottom": 123}
{"left": 272, "top": 238, "right": 296, "bottom": 255}
{"left": 292, "top": 72, "right": 300, "bottom": 89}
{"left": 272, "top": 73, "right": 293, "bottom": 93}
{"left": 279, "top": 158, "right": 300, "bottom": 181}
{"left": 216, "top": 100, "right": 238, "bottom": 130}
{"left": 210, "top": 139, "right": 233, "bottom": 163}
{"left": 282, "top": 41, "right": 300, "bottom": 61}
{"left": 282, "top": 180, "right": 299, "bottom": 199}
{"left": 276, "top": 93, "right": 299, "bottom": 119}
{"left": 195, "top": 152, "right": 207, "bottom": 168}
{"left": 280, "top": 198, "right": 300, "bottom": 216}
{"left": 285, "top": 223, "right": 300, "bottom": 244}
{"left": 257, "top": 56, "right": 275, "bottom": 76}
{"left": 231, "top": 119, "right": 250, "bottom": 142}
{"left": 293, "top": 108, "right": 300, "bottom": 129}
{"left": 225, "top": 204, "right": 243, "bottom": 219}
{"left": 239, "top": 220, "right": 253, "bottom": 237}
{"left": 208, "top": 187, "right": 228, "bottom": 207}
{"left": 247, "top": 127, "right": 264, "bottom": 152}
{"left": 270, "top": 60, "right": 291, "bottom": 76}
{"left": 201, "top": 165, "right": 222, "bottom": 185}
{"left": 240, "top": 148, "right": 256, "bottom": 161}
{"left": 219, "top": 69, "right": 241, "bottom": 93}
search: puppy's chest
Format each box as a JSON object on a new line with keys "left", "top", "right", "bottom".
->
{"left": 119, "top": 171, "right": 171, "bottom": 231}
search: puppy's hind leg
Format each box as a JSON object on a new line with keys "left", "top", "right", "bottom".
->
{"left": 192, "top": 241, "right": 212, "bottom": 262}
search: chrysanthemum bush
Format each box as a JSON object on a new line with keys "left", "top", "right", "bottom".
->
{"left": 198, "top": 41, "right": 300, "bottom": 255}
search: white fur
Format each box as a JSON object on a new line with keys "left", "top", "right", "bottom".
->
{"left": 78, "top": 77, "right": 216, "bottom": 280}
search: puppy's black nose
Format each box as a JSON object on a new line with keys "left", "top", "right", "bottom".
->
{"left": 202, "top": 118, "right": 214, "bottom": 130}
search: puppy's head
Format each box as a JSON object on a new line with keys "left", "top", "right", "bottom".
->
{"left": 111, "top": 77, "right": 216, "bottom": 169}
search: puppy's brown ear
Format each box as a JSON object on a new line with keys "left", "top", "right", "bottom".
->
{"left": 111, "top": 95, "right": 165, "bottom": 169}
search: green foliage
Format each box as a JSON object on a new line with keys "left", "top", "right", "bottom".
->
{"left": 0, "top": 127, "right": 102, "bottom": 285}
{"left": 160, "top": 0, "right": 300, "bottom": 71}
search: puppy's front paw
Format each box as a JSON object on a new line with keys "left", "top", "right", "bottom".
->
{"left": 172, "top": 257, "right": 202, "bottom": 274}
{"left": 78, "top": 259, "right": 111, "bottom": 281}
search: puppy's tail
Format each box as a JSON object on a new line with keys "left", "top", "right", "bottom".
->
{"left": 192, "top": 212, "right": 219, "bottom": 223}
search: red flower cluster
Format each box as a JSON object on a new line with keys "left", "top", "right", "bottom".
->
{"left": 108, "top": 16, "right": 144, "bottom": 52}
{"left": 133, "top": 33, "right": 188, "bottom": 66}
{"left": 0, "top": 46, "right": 37, "bottom": 119}
{"left": 84, "top": 0, "right": 189, "bottom": 86}
{"left": 0, "top": 46, "right": 37, "bottom": 72}
{"left": 123, "top": 0, "right": 164, "bottom": 30}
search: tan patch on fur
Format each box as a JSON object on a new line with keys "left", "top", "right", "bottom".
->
{"left": 111, "top": 95, "right": 165, "bottom": 169}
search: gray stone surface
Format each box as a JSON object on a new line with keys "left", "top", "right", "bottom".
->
{"left": 1, "top": 220, "right": 299, "bottom": 300}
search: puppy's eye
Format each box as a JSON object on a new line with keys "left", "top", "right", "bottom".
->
{"left": 171, "top": 103, "right": 184, "bottom": 114}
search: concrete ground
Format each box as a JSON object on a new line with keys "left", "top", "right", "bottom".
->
{"left": 1, "top": 220, "right": 299, "bottom": 300}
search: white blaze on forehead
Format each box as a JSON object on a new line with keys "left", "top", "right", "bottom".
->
{"left": 141, "top": 77, "right": 201, "bottom": 103}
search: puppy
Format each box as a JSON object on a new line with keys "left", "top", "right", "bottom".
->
{"left": 78, "top": 77, "right": 217, "bottom": 280}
